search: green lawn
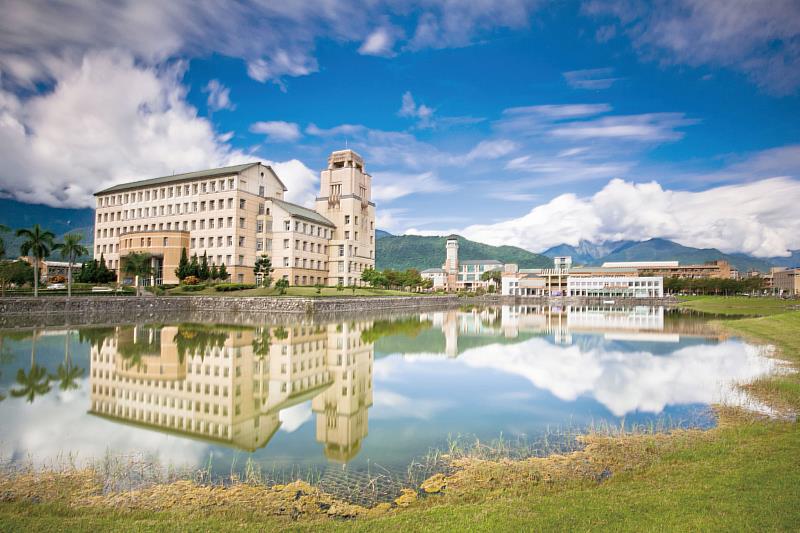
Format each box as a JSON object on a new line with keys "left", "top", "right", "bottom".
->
{"left": 678, "top": 295, "right": 798, "bottom": 315}
{"left": 168, "top": 285, "right": 424, "bottom": 297}
{"left": 2, "top": 299, "right": 799, "bottom": 531}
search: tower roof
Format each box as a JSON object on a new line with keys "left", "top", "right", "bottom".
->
{"left": 446, "top": 234, "right": 459, "bottom": 241}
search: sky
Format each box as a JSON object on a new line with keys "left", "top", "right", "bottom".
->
{"left": 0, "top": 0, "right": 799, "bottom": 257}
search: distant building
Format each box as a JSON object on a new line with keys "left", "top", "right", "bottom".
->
{"left": 502, "top": 256, "right": 663, "bottom": 298}
{"left": 20, "top": 257, "right": 82, "bottom": 282}
{"left": 420, "top": 268, "right": 447, "bottom": 289}
{"left": 773, "top": 267, "right": 800, "bottom": 296}
{"left": 600, "top": 260, "right": 732, "bottom": 279}
{"left": 436, "top": 235, "right": 503, "bottom": 291}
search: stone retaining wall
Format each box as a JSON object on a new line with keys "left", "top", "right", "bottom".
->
{"left": 0, "top": 294, "right": 467, "bottom": 319}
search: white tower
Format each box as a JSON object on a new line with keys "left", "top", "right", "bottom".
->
{"left": 315, "top": 150, "right": 375, "bottom": 286}
{"left": 444, "top": 235, "right": 459, "bottom": 291}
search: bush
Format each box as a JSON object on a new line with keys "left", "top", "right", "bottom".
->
{"left": 183, "top": 275, "right": 201, "bottom": 285}
{"left": 49, "top": 274, "right": 67, "bottom": 284}
{"left": 178, "top": 283, "right": 207, "bottom": 292}
{"left": 214, "top": 283, "right": 256, "bottom": 292}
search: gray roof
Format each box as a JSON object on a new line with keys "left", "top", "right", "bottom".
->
{"left": 421, "top": 268, "right": 446, "bottom": 273}
{"left": 460, "top": 259, "right": 503, "bottom": 265}
{"left": 95, "top": 162, "right": 288, "bottom": 195}
{"left": 270, "top": 198, "right": 335, "bottom": 228}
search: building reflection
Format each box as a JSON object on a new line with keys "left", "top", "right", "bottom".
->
{"left": 89, "top": 320, "right": 374, "bottom": 461}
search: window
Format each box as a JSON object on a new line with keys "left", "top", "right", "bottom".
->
{"left": 256, "top": 221, "right": 263, "bottom": 232}
{"left": 345, "top": 215, "right": 350, "bottom": 224}
{"left": 284, "top": 220, "right": 290, "bottom": 231}
{"left": 283, "top": 239, "right": 289, "bottom": 249}
{"left": 258, "top": 185, "right": 265, "bottom": 196}
{"left": 258, "top": 203, "right": 264, "bottom": 215}
{"left": 239, "top": 199, "right": 245, "bottom": 209}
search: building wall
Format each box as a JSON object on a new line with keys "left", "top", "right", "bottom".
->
{"left": 773, "top": 268, "right": 800, "bottom": 295}
{"left": 94, "top": 151, "right": 376, "bottom": 287}
{"left": 567, "top": 276, "right": 663, "bottom": 297}
{"left": 119, "top": 230, "right": 189, "bottom": 285}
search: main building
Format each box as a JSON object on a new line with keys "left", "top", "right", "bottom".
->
{"left": 93, "top": 149, "right": 376, "bottom": 286}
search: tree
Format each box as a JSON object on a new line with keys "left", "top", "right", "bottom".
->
{"left": 16, "top": 224, "right": 55, "bottom": 297}
{"left": 54, "top": 233, "right": 89, "bottom": 298}
{"left": 253, "top": 255, "right": 274, "bottom": 287}
{"left": 0, "top": 260, "right": 34, "bottom": 295}
{"left": 218, "top": 263, "right": 229, "bottom": 281}
{"left": 189, "top": 254, "right": 200, "bottom": 278}
{"left": 336, "top": 282, "right": 344, "bottom": 292}
{"left": 96, "top": 254, "right": 115, "bottom": 283}
{"left": 274, "top": 278, "right": 289, "bottom": 295}
{"left": 315, "top": 283, "right": 323, "bottom": 294}
{"left": 122, "top": 252, "right": 152, "bottom": 296}
{"left": 209, "top": 264, "right": 219, "bottom": 281}
{"left": 199, "top": 251, "right": 210, "bottom": 281}
{"left": 175, "top": 248, "right": 190, "bottom": 280}
{"left": 480, "top": 269, "right": 502, "bottom": 287}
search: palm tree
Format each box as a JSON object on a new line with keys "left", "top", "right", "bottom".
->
{"left": 122, "top": 252, "right": 152, "bottom": 296}
{"left": 54, "top": 233, "right": 89, "bottom": 298}
{"left": 17, "top": 224, "right": 56, "bottom": 297}
{"left": 53, "top": 331, "right": 83, "bottom": 391}
{"left": 10, "top": 329, "right": 51, "bottom": 403}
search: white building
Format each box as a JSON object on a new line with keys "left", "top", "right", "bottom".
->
{"left": 567, "top": 276, "right": 663, "bottom": 298}
{"left": 421, "top": 268, "right": 447, "bottom": 289}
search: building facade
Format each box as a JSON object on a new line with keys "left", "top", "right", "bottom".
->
{"left": 93, "top": 150, "right": 375, "bottom": 286}
{"left": 432, "top": 235, "right": 503, "bottom": 291}
{"left": 601, "top": 260, "right": 732, "bottom": 279}
{"left": 773, "top": 267, "right": 800, "bottom": 295}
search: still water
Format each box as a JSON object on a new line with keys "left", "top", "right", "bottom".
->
{"left": 0, "top": 305, "right": 776, "bottom": 484}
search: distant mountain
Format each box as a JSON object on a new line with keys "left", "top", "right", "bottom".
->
{"left": 587, "top": 238, "right": 774, "bottom": 273}
{"left": 0, "top": 199, "right": 94, "bottom": 235}
{"left": 376, "top": 234, "right": 552, "bottom": 271}
{"left": 543, "top": 240, "right": 632, "bottom": 265}
{"left": 768, "top": 250, "right": 800, "bottom": 268}
{"left": 375, "top": 229, "right": 393, "bottom": 240}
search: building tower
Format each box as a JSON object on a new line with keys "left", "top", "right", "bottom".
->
{"left": 445, "top": 235, "right": 459, "bottom": 291}
{"left": 315, "top": 150, "right": 376, "bottom": 286}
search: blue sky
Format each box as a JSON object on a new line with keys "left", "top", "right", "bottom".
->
{"left": 1, "top": 0, "right": 799, "bottom": 256}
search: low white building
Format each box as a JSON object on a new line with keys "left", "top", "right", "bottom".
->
{"left": 421, "top": 268, "right": 447, "bottom": 289}
{"left": 567, "top": 276, "right": 663, "bottom": 298}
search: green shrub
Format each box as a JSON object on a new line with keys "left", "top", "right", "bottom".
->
{"left": 179, "top": 283, "right": 207, "bottom": 292}
{"left": 214, "top": 283, "right": 256, "bottom": 292}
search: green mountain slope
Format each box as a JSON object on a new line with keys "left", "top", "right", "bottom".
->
{"left": 376, "top": 234, "right": 552, "bottom": 271}
{"left": 601, "top": 238, "right": 774, "bottom": 273}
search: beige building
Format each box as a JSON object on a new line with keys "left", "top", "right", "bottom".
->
{"left": 772, "top": 267, "right": 800, "bottom": 296}
{"left": 434, "top": 235, "right": 503, "bottom": 291}
{"left": 93, "top": 150, "right": 375, "bottom": 286}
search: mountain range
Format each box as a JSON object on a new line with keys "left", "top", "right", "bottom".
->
{"left": 542, "top": 238, "right": 796, "bottom": 273}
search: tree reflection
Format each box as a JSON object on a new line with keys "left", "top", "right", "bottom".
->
{"left": 10, "top": 329, "right": 51, "bottom": 402}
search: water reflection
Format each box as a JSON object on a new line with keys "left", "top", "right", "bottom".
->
{"left": 90, "top": 322, "right": 373, "bottom": 461}
{"left": 0, "top": 305, "right": 778, "bottom": 473}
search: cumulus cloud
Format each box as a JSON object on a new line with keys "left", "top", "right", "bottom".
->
{"left": 0, "top": 50, "right": 312, "bottom": 208}
{"left": 584, "top": 0, "right": 800, "bottom": 95}
{"left": 250, "top": 120, "right": 302, "bottom": 142}
{"left": 203, "top": 79, "right": 234, "bottom": 111}
{"left": 267, "top": 159, "right": 319, "bottom": 206}
{"left": 458, "top": 337, "right": 776, "bottom": 416}
{"left": 458, "top": 177, "right": 800, "bottom": 257}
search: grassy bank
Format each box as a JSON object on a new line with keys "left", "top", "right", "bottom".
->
{"left": 2, "top": 298, "right": 799, "bottom": 531}
{"left": 678, "top": 295, "right": 798, "bottom": 315}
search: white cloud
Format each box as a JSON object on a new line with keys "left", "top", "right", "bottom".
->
{"left": 372, "top": 170, "right": 455, "bottom": 203}
{"left": 203, "top": 79, "right": 235, "bottom": 111}
{"left": 398, "top": 91, "right": 435, "bottom": 128}
{"left": 584, "top": 0, "right": 800, "bottom": 95}
{"left": 0, "top": 50, "right": 312, "bottom": 208}
{"left": 358, "top": 26, "right": 400, "bottom": 57}
{"left": 250, "top": 120, "right": 302, "bottom": 142}
{"left": 550, "top": 113, "right": 696, "bottom": 141}
{"left": 0, "top": 1, "right": 546, "bottom": 87}
{"left": 267, "top": 159, "right": 319, "bottom": 206}
{"left": 563, "top": 67, "right": 620, "bottom": 89}
{"left": 465, "top": 139, "right": 517, "bottom": 161}
{"left": 457, "top": 176, "right": 800, "bottom": 257}
{"left": 278, "top": 401, "right": 312, "bottom": 432}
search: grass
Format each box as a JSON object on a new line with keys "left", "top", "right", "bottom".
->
{"left": 2, "top": 296, "right": 799, "bottom": 531}
{"left": 167, "top": 285, "right": 422, "bottom": 297}
{"left": 677, "top": 295, "right": 798, "bottom": 315}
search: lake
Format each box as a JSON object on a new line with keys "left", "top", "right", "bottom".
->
{"left": 0, "top": 304, "right": 777, "bottom": 501}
